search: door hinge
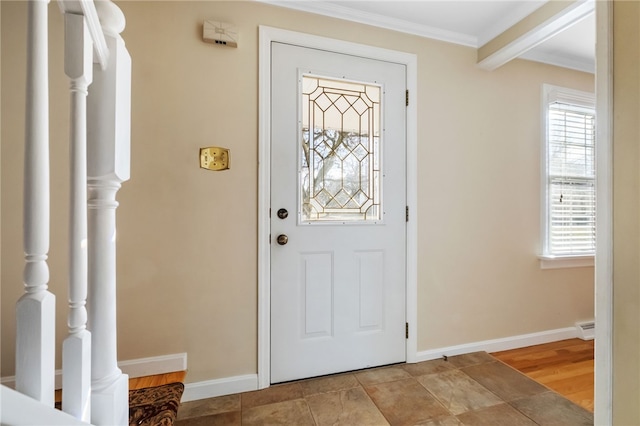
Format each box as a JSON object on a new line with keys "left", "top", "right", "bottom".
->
{"left": 405, "top": 90, "right": 409, "bottom": 107}
{"left": 406, "top": 206, "right": 409, "bottom": 222}
{"left": 269, "top": 234, "right": 271, "bottom": 244}
{"left": 406, "top": 322, "right": 409, "bottom": 339}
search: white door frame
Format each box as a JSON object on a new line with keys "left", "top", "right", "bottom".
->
{"left": 257, "top": 26, "right": 418, "bottom": 389}
{"left": 594, "top": 1, "right": 612, "bottom": 424}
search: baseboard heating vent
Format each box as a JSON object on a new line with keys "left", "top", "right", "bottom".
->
{"left": 575, "top": 321, "right": 595, "bottom": 340}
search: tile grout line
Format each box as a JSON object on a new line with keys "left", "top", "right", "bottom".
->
{"left": 489, "top": 355, "right": 594, "bottom": 422}
{"left": 177, "top": 351, "right": 592, "bottom": 425}
{"left": 354, "top": 383, "right": 393, "bottom": 426}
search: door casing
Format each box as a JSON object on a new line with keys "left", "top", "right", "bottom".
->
{"left": 258, "top": 26, "right": 419, "bottom": 389}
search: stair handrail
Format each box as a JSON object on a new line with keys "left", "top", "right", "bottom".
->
{"left": 18, "top": 1, "right": 131, "bottom": 424}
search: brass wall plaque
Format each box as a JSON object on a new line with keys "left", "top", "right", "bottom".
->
{"left": 200, "top": 147, "right": 230, "bottom": 171}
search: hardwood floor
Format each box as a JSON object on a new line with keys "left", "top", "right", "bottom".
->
{"left": 129, "top": 370, "right": 186, "bottom": 390}
{"left": 492, "top": 338, "right": 594, "bottom": 412}
{"left": 55, "top": 371, "right": 187, "bottom": 402}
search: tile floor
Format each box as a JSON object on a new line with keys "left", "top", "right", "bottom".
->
{"left": 175, "top": 352, "right": 593, "bottom": 425}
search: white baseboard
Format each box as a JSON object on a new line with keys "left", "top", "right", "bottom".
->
{"left": 0, "top": 352, "right": 187, "bottom": 390}
{"left": 180, "top": 327, "right": 579, "bottom": 401}
{"left": 182, "top": 374, "right": 258, "bottom": 402}
{"left": 415, "top": 327, "right": 578, "bottom": 362}
{"left": 119, "top": 353, "right": 188, "bottom": 378}
{"left": 0, "top": 327, "right": 579, "bottom": 401}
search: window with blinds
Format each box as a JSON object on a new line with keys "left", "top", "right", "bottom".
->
{"left": 543, "top": 85, "right": 595, "bottom": 257}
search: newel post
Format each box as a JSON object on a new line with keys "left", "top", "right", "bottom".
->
{"left": 17, "top": 0, "right": 56, "bottom": 406}
{"left": 86, "top": 2, "right": 131, "bottom": 425}
{"left": 61, "top": 11, "right": 93, "bottom": 422}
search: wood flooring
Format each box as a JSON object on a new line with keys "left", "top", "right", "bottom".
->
{"left": 129, "top": 370, "right": 186, "bottom": 390}
{"left": 492, "top": 338, "right": 594, "bottom": 412}
{"left": 55, "top": 371, "right": 186, "bottom": 402}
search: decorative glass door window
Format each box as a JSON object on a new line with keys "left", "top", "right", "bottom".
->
{"left": 300, "top": 75, "right": 382, "bottom": 222}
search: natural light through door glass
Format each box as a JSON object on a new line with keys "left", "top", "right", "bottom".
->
{"left": 300, "top": 75, "right": 381, "bottom": 222}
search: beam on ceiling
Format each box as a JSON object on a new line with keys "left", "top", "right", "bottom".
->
{"left": 477, "top": 0, "right": 594, "bottom": 71}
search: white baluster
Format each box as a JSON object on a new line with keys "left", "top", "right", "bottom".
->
{"left": 87, "top": 2, "right": 130, "bottom": 424}
{"left": 61, "top": 11, "right": 93, "bottom": 422}
{"left": 17, "top": 0, "right": 56, "bottom": 406}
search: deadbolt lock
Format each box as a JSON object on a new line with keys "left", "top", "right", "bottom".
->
{"left": 277, "top": 208, "right": 288, "bottom": 219}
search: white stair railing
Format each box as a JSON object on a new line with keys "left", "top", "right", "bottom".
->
{"left": 61, "top": 9, "right": 94, "bottom": 423}
{"left": 87, "top": 2, "right": 131, "bottom": 424}
{"left": 17, "top": 1, "right": 132, "bottom": 424}
{"left": 17, "top": 0, "right": 56, "bottom": 407}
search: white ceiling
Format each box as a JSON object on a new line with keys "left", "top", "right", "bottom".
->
{"left": 520, "top": 11, "right": 594, "bottom": 72}
{"left": 261, "top": 0, "right": 595, "bottom": 73}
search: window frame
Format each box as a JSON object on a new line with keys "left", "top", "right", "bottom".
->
{"left": 539, "top": 84, "right": 596, "bottom": 269}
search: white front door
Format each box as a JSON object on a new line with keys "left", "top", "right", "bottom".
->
{"left": 270, "top": 42, "right": 407, "bottom": 384}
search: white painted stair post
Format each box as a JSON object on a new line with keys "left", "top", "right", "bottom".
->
{"left": 17, "top": 0, "right": 56, "bottom": 406}
{"left": 87, "top": 2, "right": 131, "bottom": 425}
{"left": 61, "top": 11, "right": 93, "bottom": 422}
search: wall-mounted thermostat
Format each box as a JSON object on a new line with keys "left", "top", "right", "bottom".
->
{"left": 203, "top": 21, "right": 238, "bottom": 48}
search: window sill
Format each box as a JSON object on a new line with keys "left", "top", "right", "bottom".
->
{"left": 538, "top": 255, "right": 594, "bottom": 269}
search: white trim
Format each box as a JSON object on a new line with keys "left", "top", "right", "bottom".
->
{"left": 544, "top": 83, "right": 596, "bottom": 108}
{"left": 539, "top": 83, "right": 595, "bottom": 260}
{"left": 181, "top": 327, "right": 577, "bottom": 402}
{"left": 405, "top": 56, "right": 418, "bottom": 364}
{"left": 255, "top": 0, "right": 477, "bottom": 47}
{"left": 478, "top": 1, "right": 595, "bottom": 71}
{"left": 255, "top": 0, "right": 591, "bottom": 73}
{"left": 118, "top": 352, "right": 187, "bottom": 379}
{"left": 538, "top": 255, "right": 594, "bottom": 269}
{"left": 258, "top": 26, "right": 418, "bottom": 388}
{"left": 256, "top": 0, "right": 553, "bottom": 52}
{"left": 0, "top": 352, "right": 187, "bottom": 390}
{"left": 415, "top": 327, "right": 578, "bottom": 362}
{"left": 476, "top": 1, "right": 548, "bottom": 47}
{"left": 520, "top": 51, "right": 595, "bottom": 74}
{"left": 181, "top": 374, "right": 258, "bottom": 402}
{"left": 1, "top": 386, "right": 89, "bottom": 426}
{"left": 594, "top": 0, "right": 613, "bottom": 423}
{"left": 257, "top": 25, "right": 272, "bottom": 391}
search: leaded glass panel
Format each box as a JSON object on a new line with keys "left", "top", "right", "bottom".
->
{"left": 300, "top": 75, "right": 381, "bottom": 222}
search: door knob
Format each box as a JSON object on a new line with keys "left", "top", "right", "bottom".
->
{"left": 277, "top": 234, "right": 288, "bottom": 245}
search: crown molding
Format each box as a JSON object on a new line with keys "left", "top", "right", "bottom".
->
{"left": 255, "top": 0, "right": 478, "bottom": 47}
{"left": 255, "top": 0, "right": 595, "bottom": 73}
{"left": 477, "top": 1, "right": 547, "bottom": 46}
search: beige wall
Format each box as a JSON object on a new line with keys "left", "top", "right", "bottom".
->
{"left": 1, "top": 1, "right": 594, "bottom": 384}
{"left": 612, "top": 1, "right": 640, "bottom": 423}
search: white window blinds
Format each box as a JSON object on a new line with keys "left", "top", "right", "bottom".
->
{"left": 545, "top": 90, "right": 596, "bottom": 256}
